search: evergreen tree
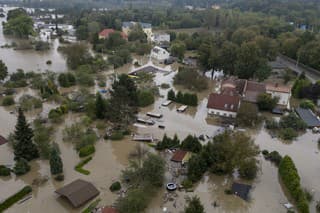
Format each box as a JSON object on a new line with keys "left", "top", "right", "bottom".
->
{"left": 13, "top": 158, "right": 30, "bottom": 176}
{"left": 95, "top": 92, "right": 106, "bottom": 119}
{"left": 49, "top": 146, "right": 63, "bottom": 175}
{"left": 13, "top": 108, "right": 39, "bottom": 161}
{"left": 0, "top": 60, "right": 8, "bottom": 81}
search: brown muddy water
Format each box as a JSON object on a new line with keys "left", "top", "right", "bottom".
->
{"left": 0, "top": 7, "right": 67, "bottom": 73}
{"left": 0, "top": 49, "right": 319, "bottom": 213}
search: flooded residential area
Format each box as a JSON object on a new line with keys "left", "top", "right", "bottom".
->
{"left": 0, "top": 1, "right": 320, "bottom": 213}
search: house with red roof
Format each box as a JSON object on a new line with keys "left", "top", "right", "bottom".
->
{"left": 171, "top": 150, "right": 191, "bottom": 164}
{"left": 99, "top": 29, "right": 127, "bottom": 40}
{"left": 207, "top": 92, "right": 241, "bottom": 118}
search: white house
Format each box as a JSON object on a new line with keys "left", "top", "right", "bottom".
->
{"left": 266, "top": 83, "right": 291, "bottom": 109}
{"left": 207, "top": 92, "right": 240, "bottom": 118}
{"left": 150, "top": 46, "right": 170, "bottom": 62}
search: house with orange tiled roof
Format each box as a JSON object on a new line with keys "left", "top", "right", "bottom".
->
{"left": 99, "top": 29, "right": 127, "bottom": 40}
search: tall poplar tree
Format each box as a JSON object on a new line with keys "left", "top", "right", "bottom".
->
{"left": 13, "top": 108, "right": 39, "bottom": 161}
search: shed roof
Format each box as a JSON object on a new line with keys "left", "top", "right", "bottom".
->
{"left": 231, "top": 182, "right": 252, "bottom": 201}
{"left": 295, "top": 107, "right": 320, "bottom": 128}
{"left": 171, "top": 150, "right": 188, "bottom": 162}
{"left": 55, "top": 179, "right": 100, "bottom": 208}
{"left": 0, "top": 135, "right": 7, "bottom": 145}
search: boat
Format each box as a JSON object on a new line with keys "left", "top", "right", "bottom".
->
{"left": 146, "top": 112, "right": 163, "bottom": 118}
{"left": 177, "top": 105, "right": 188, "bottom": 113}
{"left": 161, "top": 100, "right": 172, "bottom": 107}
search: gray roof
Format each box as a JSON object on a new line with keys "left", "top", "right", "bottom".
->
{"left": 55, "top": 179, "right": 100, "bottom": 208}
{"left": 295, "top": 107, "right": 320, "bottom": 128}
{"left": 231, "top": 182, "right": 252, "bottom": 201}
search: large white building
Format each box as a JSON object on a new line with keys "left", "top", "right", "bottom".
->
{"left": 266, "top": 83, "right": 291, "bottom": 109}
{"left": 150, "top": 46, "right": 170, "bottom": 62}
{"left": 207, "top": 92, "right": 240, "bottom": 118}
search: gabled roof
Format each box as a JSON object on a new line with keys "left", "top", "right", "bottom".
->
{"left": 207, "top": 93, "right": 240, "bottom": 113}
{"left": 171, "top": 150, "right": 188, "bottom": 162}
{"left": 129, "top": 61, "right": 171, "bottom": 75}
{"left": 0, "top": 135, "right": 7, "bottom": 145}
{"left": 55, "top": 179, "right": 100, "bottom": 208}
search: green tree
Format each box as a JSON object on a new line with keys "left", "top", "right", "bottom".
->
{"left": 167, "top": 89, "right": 176, "bottom": 101}
{"left": 185, "top": 196, "right": 205, "bottom": 213}
{"left": 236, "top": 102, "right": 260, "bottom": 127}
{"left": 171, "top": 41, "right": 186, "bottom": 60}
{"left": 60, "top": 44, "right": 92, "bottom": 69}
{"left": 257, "top": 93, "right": 279, "bottom": 111}
{"left": 49, "top": 145, "right": 63, "bottom": 175}
{"left": 239, "top": 159, "right": 258, "bottom": 180}
{"left": 137, "top": 90, "right": 154, "bottom": 107}
{"left": 128, "top": 25, "right": 147, "bottom": 43}
{"left": 13, "top": 108, "right": 39, "bottom": 161}
{"left": 0, "top": 60, "right": 8, "bottom": 81}
{"left": 181, "top": 135, "right": 202, "bottom": 153}
{"left": 95, "top": 93, "right": 106, "bottom": 119}
{"left": 3, "top": 8, "right": 34, "bottom": 38}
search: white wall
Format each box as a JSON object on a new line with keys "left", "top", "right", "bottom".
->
{"left": 208, "top": 108, "right": 237, "bottom": 118}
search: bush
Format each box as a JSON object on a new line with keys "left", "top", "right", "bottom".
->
{"left": 304, "top": 189, "right": 313, "bottom": 202}
{"left": 0, "top": 186, "right": 32, "bottom": 212}
{"left": 265, "top": 118, "right": 279, "bottom": 129}
{"left": 2, "top": 96, "right": 15, "bottom": 106}
{"left": 46, "top": 60, "right": 52, "bottom": 65}
{"left": 265, "top": 151, "right": 282, "bottom": 166}
{"left": 279, "top": 156, "right": 309, "bottom": 213}
{"left": 109, "top": 181, "right": 121, "bottom": 192}
{"left": 79, "top": 145, "right": 95, "bottom": 157}
{"left": 279, "top": 112, "right": 307, "bottom": 131}
{"left": 74, "top": 157, "right": 92, "bottom": 175}
{"left": 0, "top": 165, "right": 11, "bottom": 176}
{"left": 58, "top": 73, "right": 76, "bottom": 87}
{"left": 13, "top": 158, "right": 30, "bottom": 176}
{"left": 19, "top": 95, "right": 42, "bottom": 111}
{"left": 279, "top": 128, "right": 298, "bottom": 140}
{"left": 109, "top": 131, "right": 124, "bottom": 141}
{"left": 262, "top": 150, "right": 269, "bottom": 155}
{"left": 182, "top": 179, "right": 193, "bottom": 189}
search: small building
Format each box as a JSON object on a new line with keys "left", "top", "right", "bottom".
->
{"left": 266, "top": 83, "right": 291, "bottom": 109}
{"left": 0, "top": 135, "right": 7, "bottom": 146}
{"left": 295, "top": 107, "right": 320, "bottom": 128}
{"left": 231, "top": 182, "right": 252, "bottom": 201}
{"left": 207, "top": 93, "right": 240, "bottom": 118}
{"left": 150, "top": 46, "right": 170, "bottom": 62}
{"left": 55, "top": 179, "right": 100, "bottom": 208}
{"left": 99, "top": 28, "right": 127, "bottom": 40}
{"left": 171, "top": 150, "right": 191, "bottom": 164}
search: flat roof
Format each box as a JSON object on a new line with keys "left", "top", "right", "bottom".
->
{"left": 295, "top": 107, "right": 320, "bottom": 127}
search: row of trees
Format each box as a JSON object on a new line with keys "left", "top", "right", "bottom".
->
{"left": 167, "top": 89, "right": 198, "bottom": 106}
{"left": 156, "top": 134, "right": 202, "bottom": 153}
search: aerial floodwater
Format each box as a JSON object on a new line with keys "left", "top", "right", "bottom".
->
{"left": 0, "top": 8, "right": 67, "bottom": 73}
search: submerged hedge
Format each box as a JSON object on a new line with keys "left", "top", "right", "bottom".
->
{"left": 74, "top": 157, "right": 92, "bottom": 175}
{"left": 0, "top": 185, "right": 32, "bottom": 212}
{"left": 279, "top": 156, "right": 309, "bottom": 213}
{"left": 79, "top": 145, "right": 95, "bottom": 158}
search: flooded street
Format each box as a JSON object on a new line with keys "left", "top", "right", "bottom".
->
{"left": 0, "top": 8, "right": 67, "bottom": 73}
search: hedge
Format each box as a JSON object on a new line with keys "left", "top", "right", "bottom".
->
{"left": 279, "top": 156, "right": 309, "bottom": 213}
{"left": 110, "top": 181, "right": 121, "bottom": 192}
{"left": 74, "top": 157, "right": 92, "bottom": 175}
{"left": 79, "top": 145, "right": 95, "bottom": 158}
{"left": 0, "top": 186, "right": 32, "bottom": 212}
